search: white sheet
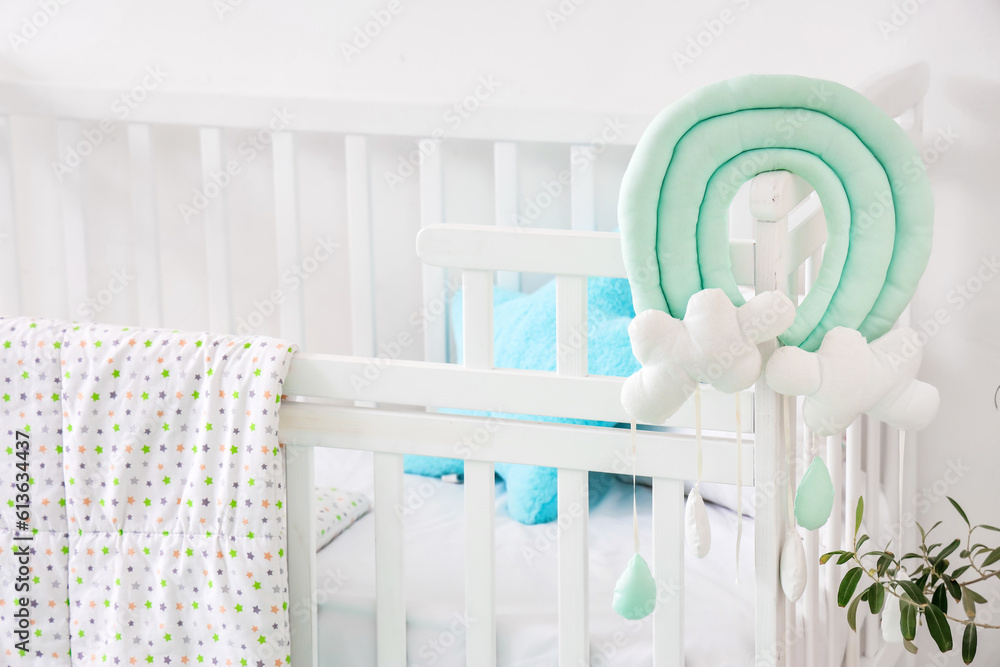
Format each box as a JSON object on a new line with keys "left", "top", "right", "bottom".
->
{"left": 310, "top": 449, "right": 843, "bottom": 666}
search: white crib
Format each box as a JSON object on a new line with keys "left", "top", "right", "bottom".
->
{"left": 0, "top": 62, "right": 930, "bottom": 666}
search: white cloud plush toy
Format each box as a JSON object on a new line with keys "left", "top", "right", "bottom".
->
{"left": 764, "top": 326, "right": 939, "bottom": 436}
{"left": 621, "top": 288, "right": 796, "bottom": 424}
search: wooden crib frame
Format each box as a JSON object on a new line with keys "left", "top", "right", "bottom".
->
{"left": 0, "top": 62, "right": 930, "bottom": 667}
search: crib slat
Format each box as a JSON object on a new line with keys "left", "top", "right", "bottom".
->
{"left": 272, "top": 131, "right": 304, "bottom": 344}
{"left": 286, "top": 446, "right": 318, "bottom": 667}
{"left": 462, "top": 270, "right": 494, "bottom": 368}
{"left": 0, "top": 115, "right": 20, "bottom": 314}
{"left": 199, "top": 127, "right": 233, "bottom": 332}
{"left": 555, "top": 275, "right": 588, "bottom": 666}
{"left": 345, "top": 135, "right": 376, "bottom": 357}
{"left": 844, "top": 420, "right": 863, "bottom": 544}
{"left": 557, "top": 468, "right": 588, "bottom": 666}
{"left": 465, "top": 459, "right": 497, "bottom": 666}
{"left": 493, "top": 141, "right": 519, "bottom": 292}
{"left": 57, "top": 120, "right": 89, "bottom": 319}
{"left": 825, "top": 433, "right": 844, "bottom": 667}
{"left": 803, "top": 525, "right": 819, "bottom": 667}
{"left": 862, "top": 417, "right": 882, "bottom": 656}
{"left": 419, "top": 141, "right": 448, "bottom": 363}
{"left": 753, "top": 216, "right": 788, "bottom": 666}
{"left": 128, "top": 124, "right": 162, "bottom": 327}
{"left": 462, "top": 268, "right": 496, "bottom": 666}
{"left": 569, "top": 145, "right": 595, "bottom": 232}
{"left": 653, "top": 478, "right": 684, "bottom": 666}
{"left": 373, "top": 451, "right": 406, "bottom": 667}
{"left": 844, "top": 420, "right": 863, "bottom": 664}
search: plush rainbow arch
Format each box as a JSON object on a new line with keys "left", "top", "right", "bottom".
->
{"left": 619, "top": 74, "right": 933, "bottom": 351}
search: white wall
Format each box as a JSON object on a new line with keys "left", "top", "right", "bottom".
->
{"left": 2, "top": 1, "right": 999, "bottom": 663}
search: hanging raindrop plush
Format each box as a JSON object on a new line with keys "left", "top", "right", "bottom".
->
{"left": 612, "top": 422, "right": 658, "bottom": 620}
{"left": 780, "top": 528, "right": 808, "bottom": 602}
{"left": 685, "top": 486, "right": 711, "bottom": 558}
{"left": 612, "top": 552, "right": 658, "bottom": 621}
{"left": 794, "top": 456, "right": 835, "bottom": 530}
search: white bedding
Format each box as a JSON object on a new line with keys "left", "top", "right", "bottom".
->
{"left": 311, "top": 449, "right": 841, "bottom": 666}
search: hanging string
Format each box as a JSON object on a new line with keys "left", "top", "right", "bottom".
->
{"left": 631, "top": 419, "right": 639, "bottom": 554}
{"left": 734, "top": 392, "right": 742, "bottom": 583}
{"left": 898, "top": 429, "right": 906, "bottom": 548}
{"left": 695, "top": 384, "right": 703, "bottom": 487}
{"left": 783, "top": 395, "right": 795, "bottom": 526}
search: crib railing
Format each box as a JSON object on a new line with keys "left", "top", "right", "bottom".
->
{"left": 0, "top": 61, "right": 928, "bottom": 667}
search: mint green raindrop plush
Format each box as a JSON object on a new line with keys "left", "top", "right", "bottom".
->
{"left": 613, "top": 554, "right": 657, "bottom": 620}
{"left": 794, "top": 456, "right": 835, "bottom": 530}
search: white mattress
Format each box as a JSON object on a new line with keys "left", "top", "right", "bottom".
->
{"left": 311, "top": 449, "right": 840, "bottom": 666}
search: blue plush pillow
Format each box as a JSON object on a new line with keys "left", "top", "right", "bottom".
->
{"left": 403, "top": 276, "right": 640, "bottom": 524}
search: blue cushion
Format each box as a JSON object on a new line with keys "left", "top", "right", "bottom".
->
{"left": 403, "top": 276, "right": 640, "bottom": 524}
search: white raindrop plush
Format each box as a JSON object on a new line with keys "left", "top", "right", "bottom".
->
{"left": 685, "top": 486, "right": 712, "bottom": 558}
{"left": 621, "top": 289, "right": 796, "bottom": 424}
{"left": 881, "top": 596, "right": 904, "bottom": 643}
{"left": 779, "top": 528, "right": 807, "bottom": 602}
{"left": 764, "top": 327, "right": 939, "bottom": 436}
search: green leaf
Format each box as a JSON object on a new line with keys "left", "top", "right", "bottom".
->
{"left": 951, "top": 564, "right": 972, "bottom": 579}
{"left": 932, "top": 583, "right": 949, "bottom": 614}
{"left": 965, "top": 588, "right": 988, "bottom": 605}
{"left": 856, "top": 535, "right": 869, "bottom": 552}
{"left": 896, "top": 580, "right": 929, "bottom": 605}
{"left": 820, "top": 552, "right": 837, "bottom": 565}
{"left": 903, "top": 638, "right": 919, "bottom": 655}
{"left": 936, "top": 539, "right": 961, "bottom": 563}
{"left": 868, "top": 582, "right": 885, "bottom": 614}
{"left": 847, "top": 593, "right": 863, "bottom": 632}
{"left": 963, "top": 621, "right": 978, "bottom": 664}
{"left": 924, "top": 603, "right": 953, "bottom": 653}
{"left": 945, "top": 577, "right": 962, "bottom": 601}
{"left": 981, "top": 547, "right": 1000, "bottom": 567}
{"left": 837, "top": 553, "right": 855, "bottom": 565}
{"left": 947, "top": 497, "right": 970, "bottom": 527}
{"left": 855, "top": 497, "right": 864, "bottom": 538}
{"left": 977, "top": 524, "right": 1000, "bottom": 533}
{"left": 900, "top": 597, "right": 918, "bottom": 641}
{"left": 839, "top": 567, "right": 864, "bottom": 607}
{"left": 962, "top": 588, "right": 977, "bottom": 620}
{"left": 877, "top": 555, "right": 893, "bottom": 577}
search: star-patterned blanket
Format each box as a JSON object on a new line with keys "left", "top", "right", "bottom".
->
{"left": 0, "top": 316, "right": 295, "bottom": 666}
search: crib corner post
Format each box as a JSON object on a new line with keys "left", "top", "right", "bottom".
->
{"left": 752, "top": 212, "right": 790, "bottom": 667}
